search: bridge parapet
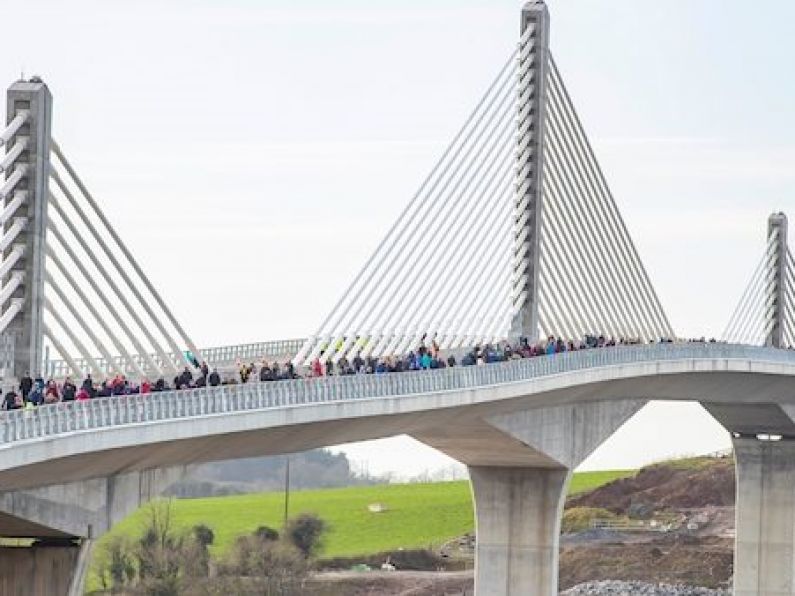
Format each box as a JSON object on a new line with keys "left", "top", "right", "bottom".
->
{"left": 2, "top": 342, "right": 792, "bottom": 447}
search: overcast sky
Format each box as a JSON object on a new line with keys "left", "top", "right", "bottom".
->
{"left": 5, "top": 0, "right": 795, "bottom": 476}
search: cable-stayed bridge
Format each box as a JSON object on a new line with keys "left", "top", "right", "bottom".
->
{"left": 0, "top": 2, "right": 794, "bottom": 595}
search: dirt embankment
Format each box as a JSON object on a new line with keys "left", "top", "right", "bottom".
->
{"left": 560, "top": 536, "right": 733, "bottom": 589}
{"left": 558, "top": 456, "right": 737, "bottom": 590}
{"left": 308, "top": 457, "right": 738, "bottom": 595}
{"left": 568, "top": 458, "right": 735, "bottom": 514}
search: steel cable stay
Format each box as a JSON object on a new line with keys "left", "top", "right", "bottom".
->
{"left": 45, "top": 225, "right": 148, "bottom": 378}
{"left": 736, "top": 261, "right": 775, "bottom": 345}
{"left": 546, "top": 66, "right": 661, "bottom": 338}
{"left": 51, "top": 142, "right": 202, "bottom": 368}
{"left": 360, "top": 168, "right": 510, "bottom": 359}
{"left": 545, "top": 81, "right": 654, "bottom": 340}
{"left": 319, "top": 52, "right": 517, "bottom": 330}
{"left": 437, "top": 245, "right": 512, "bottom": 349}
{"left": 389, "top": 161, "right": 514, "bottom": 356}
{"left": 722, "top": 248, "right": 767, "bottom": 341}
{"left": 295, "top": 51, "right": 518, "bottom": 364}
{"left": 452, "top": 257, "right": 512, "bottom": 349}
{"left": 353, "top": 116, "right": 515, "bottom": 358}
{"left": 537, "top": 256, "right": 580, "bottom": 340}
{"left": 725, "top": 262, "right": 765, "bottom": 344}
{"left": 539, "top": 214, "right": 595, "bottom": 338}
{"left": 334, "top": 133, "right": 513, "bottom": 359}
{"left": 544, "top": 81, "right": 649, "bottom": 340}
{"left": 540, "top": 173, "right": 618, "bottom": 338}
{"left": 470, "top": 261, "right": 514, "bottom": 346}
{"left": 43, "top": 266, "right": 120, "bottom": 377}
{"left": 47, "top": 191, "right": 165, "bottom": 377}
{"left": 543, "top": 93, "right": 642, "bottom": 339}
{"left": 49, "top": 165, "right": 180, "bottom": 374}
{"left": 548, "top": 56, "right": 674, "bottom": 338}
{"left": 783, "top": 277, "right": 795, "bottom": 347}
{"left": 42, "top": 294, "right": 104, "bottom": 378}
{"left": 542, "top": 137, "right": 628, "bottom": 338}
{"left": 731, "top": 268, "right": 765, "bottom": 345}
{"left": 0, "top": 110, "right": 29, "bottom": 147}
{"left": 305, "top": 71, "right": 518, "bottom": 363}
{"left": 538, "top": 185, "right": 605, "bottom": 336}
{"left": 723, "top": 236, "right": 774, "bottom": 342}
{"left": 782, "top": 271, "right": 795, "bottom": 347}
{"left": 542, "top": 153, "right": 628, "bottom": 339}
{"left": 317, "top": 74, "right": 517, "bottom": 360}
{"left": 359, "top": 122, "right": 516, "bottom": 359}
{"left": 734, "top": 257, "right": 774, "bottom": 345}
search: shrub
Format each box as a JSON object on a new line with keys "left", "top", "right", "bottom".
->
{"left": 254, "top": 526, "right": 280, "bottom": 542}
{"left": 561, "top": 507, "right": 618, "bottom": 532}
{"left": 285, "top": 513, "right": 327, "bottom": 558}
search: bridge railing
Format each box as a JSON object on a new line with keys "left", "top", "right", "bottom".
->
{"left": 43, "top": 339, "right": 307, "bottom": 379}
{"left": 3, "top": 343, "right": 794, "bottom": 446}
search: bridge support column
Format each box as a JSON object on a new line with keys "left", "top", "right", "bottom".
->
{"left": 0, "top": 466, "right": 184, "bottom": 595}
{"left": 469, "top": 465, "right": 569, "bottom": 596}
{"left": 413, "top": 398, "right": 644, "bottom": 596}
{"left": 734, "top": 437, "right": 795, "bottom": 596}
{"left": 0, "top": 539, "right": 85, "bottom": 596}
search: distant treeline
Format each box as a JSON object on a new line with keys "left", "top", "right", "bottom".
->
{"left": 166, "top": 449, "right": 380, "bottom": 498}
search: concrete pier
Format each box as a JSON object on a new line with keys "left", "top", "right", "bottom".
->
{"left": 415, "top": 399, "right": 644, "bottom": 595}
{"left": 469, "top": 466, "right": 569, "bottom": 595}
{"left": 0, "top": 467, "right": 183, "bottom": 595}
{"left": 0, "top": 541, "right": 82, "bottom": 596}
{"left": 733, "top": 437, "right": 795, "bottom": 596}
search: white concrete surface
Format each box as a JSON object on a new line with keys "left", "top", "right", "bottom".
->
{"left": 733, "top": 437, "right": 795, "bottom": 596}
{"left": 470, "top": 466, "right": 569, "bottom": 596}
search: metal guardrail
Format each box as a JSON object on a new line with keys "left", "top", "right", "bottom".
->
{"left": 43, "top": 338, "right": 307, "bottom": 379}
{"left": 3, "top": 343, "right": 795, "bottom": 446}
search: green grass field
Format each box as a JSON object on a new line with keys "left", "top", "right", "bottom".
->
{"left": 100, "top": 470, "right": 631, "bottom": 560}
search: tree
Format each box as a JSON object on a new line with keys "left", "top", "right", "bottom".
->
{"left": 189, "top": 524, "right": 215, "bottom": 578}
{"left": 192, "top": 523, "right": 215, "bottom": 549}
{"left": 135, "top": 500, "right": 187, "bottom": 595}
{"left": 217, "top": 531, "right": 309, "bottom": 595}
{"left": 94, "top": 535, "right": 135, "bottom": 592}
{"left": 254, "top": 526, "right": 280, "bottom": 542}
{"left": 285, "top": 513, "right": 326, "bottom": 558}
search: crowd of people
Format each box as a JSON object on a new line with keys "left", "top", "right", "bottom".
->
{"left": 1, "top": 334, "right": 703, "bottom": 411}
{"left": 2, "top": 362, "right": 222, "bottom": 411}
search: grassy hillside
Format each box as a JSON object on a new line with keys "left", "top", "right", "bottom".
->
{"left": 100, "top": 470, "right": 631, "bottom": 559}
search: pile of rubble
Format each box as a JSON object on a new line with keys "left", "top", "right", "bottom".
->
{"left": 561, "top": 581, "right": 729, "bottom": 595}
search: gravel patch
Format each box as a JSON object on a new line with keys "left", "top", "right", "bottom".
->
{"left": 561, "top": 581, "right": 729, "bottom": 595}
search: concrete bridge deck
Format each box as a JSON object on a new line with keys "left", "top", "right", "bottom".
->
{"left": 1, "top": 342, "right": 793, "bottom": 487}
{"left": 3, "top": 342, "right": 795, "bottom": 595}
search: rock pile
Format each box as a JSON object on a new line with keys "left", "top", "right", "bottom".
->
{"left": 561, "top": 581, "right": 729, "bottom": 595}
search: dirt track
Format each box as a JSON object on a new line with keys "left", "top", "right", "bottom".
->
{"left": 306, "top": 570, "right": 474, "bottom": 595}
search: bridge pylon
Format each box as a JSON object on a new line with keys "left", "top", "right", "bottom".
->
{"left": 724, "top": 211, "right": 795, "bottom": 348}
{"left": 510, "top": 1, "right": 549, "bottom": 340}
{"left": 1, "top": 79, "right": 52, "bottom": 379}
{"left": 767, "top": 212, "right": 788, "bottom": 348}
